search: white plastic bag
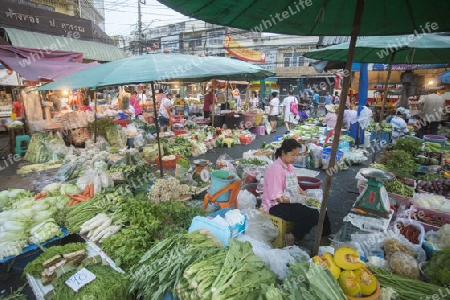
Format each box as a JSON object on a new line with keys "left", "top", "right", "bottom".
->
{"left": 99, "top": 171, "right": 114, "bottom": 189}
{"left": 77, "top": 168, "right": 102, "bottom": 195}
{"left": 242, "top": 209, "right": 279, "bottom": 246}
{"left": 392, "top": 217, "right": 425, "bottom": 246}
{"left": 237, "top": 190, "right": 257, "bottom": 210}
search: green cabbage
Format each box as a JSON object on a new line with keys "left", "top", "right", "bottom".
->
{"left": 43, "top": 183, "right": 61, "bottom": 196}
{"left": 59, "top": 184, "right": 81, "bottom": 196}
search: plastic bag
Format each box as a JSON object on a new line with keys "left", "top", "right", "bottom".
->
{"left": 99, "top": 171, "right": 114, "bottom": 189}
{"left": 133, "top": 133, "right": 145, "bottom": 149}
{"left": 76, "top": 168, "right": 102, "bottom": 195}
{"left": 126, "top": 123, "right": 138, "bottom": 138}
{"left": 216, "top": 154, "right": 236, "bottom": 174}
{"left": 237, "top": 190, "right": 257, "bottom": 210}
{"left": 392, "top": 217, "right": 425, "bottom": 245}
{"left": 242, "top": 209, "right": 279, "bottom": 246}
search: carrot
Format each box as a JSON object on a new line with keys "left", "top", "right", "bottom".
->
{"left": 83, "top": 185, "right": 90, "bottom": 197}
{"left": 67, "top": 199, "right": 76, "bottom": 206}
{"left": 34, "top": 192, "right": 46, "bottom": 200}
{"left": 71, "top": 195, "right": 87, "bottom": 202}
{"left": 89, "top": 183, "right": 94, "bottom": 198}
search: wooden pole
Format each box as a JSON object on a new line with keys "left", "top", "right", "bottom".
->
{"left": 312, "top": 0, "right": 365, "bottom": 257}
{"left": 93, "top": 89, "right": 97, "bottom": 143}
{"left": 372, "top": 51, "right": 396, "bottom": 163}
{"left": 151, "top": 82, "right": 164, "bottom": 178}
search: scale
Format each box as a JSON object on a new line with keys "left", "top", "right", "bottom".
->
{"left": 353, "top": 168, "right": 394, "bottom": 218}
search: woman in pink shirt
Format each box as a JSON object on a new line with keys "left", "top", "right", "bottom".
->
{"left": 262, "top": 138, "right": 331, "bottom": 246}
{"left": 322, "top": 104, "right": 338, "bottom": 129}
{"left": 130, "top": 91, "right": 142, "bottom": 116}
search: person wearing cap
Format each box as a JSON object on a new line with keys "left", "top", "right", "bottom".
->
{"left": 323, "top": 104, "right": 338, "bottom": 129}
{"left": 390, "top": 109, "right": 410, "bottom": 142}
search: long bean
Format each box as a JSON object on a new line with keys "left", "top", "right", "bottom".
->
{"left": 370, "top": 267, "right": 444, "bottom": 300}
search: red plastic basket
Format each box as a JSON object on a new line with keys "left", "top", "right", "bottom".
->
{"left": 114, "top": 119, "right": 128, "bottom": 128}
{"left": 155, "top": 155, "right": 182, "bottom": 169}
{"left": 172, "top": 130, "right": 187, "bottom": 136}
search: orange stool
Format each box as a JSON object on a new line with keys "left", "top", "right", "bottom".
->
{"left": 203, "top": 180, "right": 242, "bottom": 210}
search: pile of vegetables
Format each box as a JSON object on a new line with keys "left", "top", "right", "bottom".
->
{"left": 147, "top": 176, "right": 191, "bottom": 203}
{"left": 101, "top": 198, "right": 206, "bottom": 271}
{"left": 423, "top": 247, "right": 450, "bottom": 287}
{"left": 384, "top": 179, "right": 414, "bottom": 197}
{"left": 162, "top": 136, "right": 192, "bottom": 157}
{"left": 312, "top": 247, "right": 373, "bottom": 298}
{"left": 381, "top": 150, "right": 418, "bottom": 178}
{"left": 53, "top": 265, "right": 132, "bottom": 300}
{"left": 24, "top": 132, "right": 67, "bottom": 163}
{"left": 0, "top": 186, "right": 73, "bottom": 260}
{"left": 389, "top": 137, "right": 422, "bottom": 156}
{"left": 416, "top": 178, "right": 450, "bottom": 198}
{"left": 130, "top": 233, "right": 278, "bottom": 300}
{"left": 24, "top": 242, "right": 86, "bottom": 277}
{"left": 80, "top": 213, "right": 122, "bottom": 243}
{"left": 370, "top": 267, "right": 444, "bottom": 299}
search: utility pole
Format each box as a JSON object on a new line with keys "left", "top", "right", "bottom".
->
{"left": 137, "top": 0, "right": 142, "bottom": 55}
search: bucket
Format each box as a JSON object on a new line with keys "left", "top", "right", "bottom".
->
{"left": 364, "top": 131, "right": 371, "bottom": 147}
{"left": 424, "top": 134, "right": 448, "bottom": 146}
{"left": 210, "top": 170, "right": 237, "bottom": 202}
{"left": 297, "top": 176, "right": 322, "bottom": 190}
{"left": 322, "top": 148, "right": 344, "bottom": 161}
{"left": 243, "top": 112, "right": 257, "bottom": 128}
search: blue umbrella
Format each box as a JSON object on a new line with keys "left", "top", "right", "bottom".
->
{"left": 439, "top": 70, "right": 450, "bottom": 84}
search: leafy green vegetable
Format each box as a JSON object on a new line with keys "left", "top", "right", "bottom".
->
{"left": 424, "top": 247, "right": 450, "bottom": 287}
{"left": 389, "top": 137, "right": 422, "bottom": 156}
{"left": 53, "top": 265, "right": 132, "bottom": 300}
{"left": 177, "top": 157, "right": 191, "bottom": 169}
{"left": 381, "top": 150, "right": 418, "bottom": 178}
{"left": 24, "top": 242, "right": 86, "bottom": 277}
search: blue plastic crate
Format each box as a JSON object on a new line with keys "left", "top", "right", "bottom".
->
{"left": 369, "top": 131, "right": 391, "bottom": 143}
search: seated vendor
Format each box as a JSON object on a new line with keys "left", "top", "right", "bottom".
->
{"left": 322, "top": 104, "right": 337, "bottom": 129}
{"left": 79, "top": 97, "right": 93, "bottom": 112}
{"left": 261, "top": 138, "right": 332, "bottom": 246}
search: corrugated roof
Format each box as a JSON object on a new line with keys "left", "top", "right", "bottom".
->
{"left": 2, "top": 27, "right": 126, "bottom": 62}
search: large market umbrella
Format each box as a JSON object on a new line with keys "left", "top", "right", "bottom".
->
{"left": 304, "top": 34, "right": 450, "bottom": 157}
{"left": 156, "top": 0, "right": 450, "bottom": 256}
{"left": 304, "top": 34, "right": 450, "bottom": 64}
{"left": 35, "top": 53, "right": 274, "bottom": 178}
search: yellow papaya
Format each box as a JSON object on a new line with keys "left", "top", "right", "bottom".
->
{"left": 338, "top": 270, "right": 361, "bottom": 297}
{"left": 354, "top": 267, "right": 377, "bottom": 296}
{"left": 333, "top": 247, "right": 365, "bottom": 270}
{"left": 312, "top": 253, "right": 341, "bottom": 279}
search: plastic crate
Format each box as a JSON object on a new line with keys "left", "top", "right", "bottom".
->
{"left": 259, "top": 209, "right": 294, "bottom": 248}
{"left": 424, "top": 134, "right": 448, "bottom": 146}
{"left": 114, "top": 119, "right": 128, "bottom": 128}
{"left": 155, "top": 155, "right": 182, "bottom": 169}
{"left": 369, "top": 131, "right": 391, "bottom": 143}
{"left": 408, "top": 205, "right": 450, "bottom": 231}
{"left": 339, "top": 221, "right": 370, "bottom": 242}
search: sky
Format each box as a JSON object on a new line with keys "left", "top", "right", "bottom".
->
{"left": 103, "top": 0, "right": 191, "bottom": 36}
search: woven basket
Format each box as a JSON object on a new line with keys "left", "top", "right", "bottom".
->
{"left": 71, "top": 128, "right": 88, "bottom": 145}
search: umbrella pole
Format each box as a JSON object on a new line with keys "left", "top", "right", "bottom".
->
{"left": 151, "top": 82, "right": 164, "bottom": 178}
{"left": 312, "top": 0, "right": 365, "bottom": 257}
{"left": 372, "top": 51, "right": 396, "bottom": 163}
{"left": 94, "top": 90, "right": 97, "bottom": 143}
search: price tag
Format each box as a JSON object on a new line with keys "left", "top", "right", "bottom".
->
{"left": 65, "top": 268, "right": 96, "bottom": 292}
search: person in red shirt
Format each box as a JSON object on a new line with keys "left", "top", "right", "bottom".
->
{"left": 203, "top": 88, "right": 215, "bottom": 119}
{"left": 12, "top": 99, "right": 25, "bottom": 118}
{"left": 79, "top": 97, "right": 92, "bottom": 112}
{"left": 130, "top": 91, "right": 143, "bottom": 116}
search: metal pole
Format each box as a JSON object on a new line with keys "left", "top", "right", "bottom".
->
{"left": 372, "top": 51, "right": 396, "bottom": 163}
{"left": 151, "top": 82, "right": 164, "bottom": 178}
{"left": 138, "top": 0, "right": 142, "bottom": 55}
{"left": 312, "top": 0, "right": 365, "bottom": 257}
{"left": 93, "top": 89, "right": 97, "bottom": 143}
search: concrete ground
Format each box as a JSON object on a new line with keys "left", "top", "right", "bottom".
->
{"left": 0, "top": 119, "right": 372, "bottom": 299}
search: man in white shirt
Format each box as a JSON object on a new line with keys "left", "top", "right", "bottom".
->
{"left": 158, "top": 93, "right": 172, "bottom": 132}
{"left": 269, "top": 91, "right": 280, "bottom": 133}
{"left": 390, "top": 110, "right": 409, "bottom": 142}
{"left": 281, "top": 91, "right": 297, "bottom": 134}
{"left": 417, "top": 88, "right": 446, "bottom": 138}
{"left": 137, "top": 90, "right": 147, "bottom": 104}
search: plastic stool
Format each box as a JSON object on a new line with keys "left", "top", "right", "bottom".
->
{"left": 15, "top": 135, "right": 30, "bottom": 156}
{"left": 222, "top": 138, "right": 233, "bottom": 148}
{"left": 256, "top": 125, "right": 265, "bottom": 136}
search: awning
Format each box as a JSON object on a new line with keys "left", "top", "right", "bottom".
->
{"left": 2, "top": 27, "right": 126, "bottom": 62}
{"left": 0, "top": 45, "right": 98, "bottom": 81}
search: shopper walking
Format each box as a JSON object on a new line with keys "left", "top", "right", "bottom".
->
{"left": 268, "top": 91, "right": 280, "bottom": 133}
